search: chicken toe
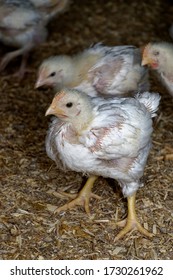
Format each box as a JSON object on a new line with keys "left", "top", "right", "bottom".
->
{"left": 114, "top": 192, "right": 153, "bottom": 241}
{"left": 54, "top": 175, "right": 100, "bottom": 215}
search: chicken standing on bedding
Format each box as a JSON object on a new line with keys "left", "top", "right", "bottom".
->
{"left": 45, "top": 88, "right": 160, "bottom": 240}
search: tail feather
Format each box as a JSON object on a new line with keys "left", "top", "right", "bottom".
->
{"left": 135, "top": 92, "right": 161, "bottom": 118}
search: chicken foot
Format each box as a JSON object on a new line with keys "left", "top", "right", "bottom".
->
{"left": 114, "top": 192, "right": 153, "bottom": 241}
{"left": 0, "top": 44, "right": 34, "bottom": 79}
{"left": 54, "top": 175, "right": 100, "bottom": 215}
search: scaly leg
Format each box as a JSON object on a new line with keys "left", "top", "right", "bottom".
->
{"left": 0, "top": 47, "right": 33, "bottom": 79}
{"left": 0, "top": 49, "right": 24, "bottom": 71}
{"left": 13, "top": 52, "right": 29, "bottom": 80}
{"left": 54, "top": 175, "right": 100, "bottom": 215}
{"left": 114, "top": 192, "right": 153, "bottom": 241}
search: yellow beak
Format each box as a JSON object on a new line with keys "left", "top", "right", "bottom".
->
{"left": 141, "top": 54, "right": 154, "bottom": 66}
{"left": 45, "top": 105, "right": 55, "bottom": 116}
{"left": 141, "top": 58, "right": 148, "bottom": 66}
{"left": 35, "top": 78, "right": 46, "bottom": 89}
{"left": 45, "top": 100, "right": 65, "bottom": 117}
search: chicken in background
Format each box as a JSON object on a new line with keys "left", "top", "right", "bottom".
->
{"left": 142, "top": 42, "right": 173, "bottom": 97}
{"left": 0, "top": 0, "right": 69, "bottom": 78}
{"left": 36, "top": 44, "right": 150, "bottom": 97}
{"left": 45, "top": 88, "right": 160, "bottom": 240}
{"left": 142, "top": 41, "right": 173, "bottom": 159}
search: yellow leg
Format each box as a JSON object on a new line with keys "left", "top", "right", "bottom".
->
{"left": 54, "top": 175, "right": 100, "bottom": 215}
{"left": 114, "top": 192, "right": 153, "bottom": 241}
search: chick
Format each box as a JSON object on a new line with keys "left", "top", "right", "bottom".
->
{"left": 142, "top": 42, "right": 173, "bottom": 97}
{"left": 45, "top": 88, "right": 160, "bottom": 240}
{"left": 36, "top": 44, "right": 150, "bottom": 97}
{"left": 0, "top": 0, "right": 47, "bottom": 78}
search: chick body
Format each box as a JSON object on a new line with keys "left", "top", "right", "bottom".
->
{"left": 45, "top": 89, "right": 160, "bottom": 239}
{"left": 46, "top": 89, "right": 160, "bottom": 197}
{"left": 36, "top": 44, "right": 150, "bottom": 97}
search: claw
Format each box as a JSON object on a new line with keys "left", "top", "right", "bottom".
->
{"left": 114, "top": 192, "right": 154, "bottom": 241}
{"left": 54, "top": 176, "right": 100, "bottom": 215}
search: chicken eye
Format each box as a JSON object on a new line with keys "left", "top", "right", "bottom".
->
{"left": 66, "top": 102, "right": 73, "bottom": 108}
{"left": 153, "top": 51, "right": 159, "bottom": 56}
{"left": 49, "top": 72, "right": 56, "bottom": 77}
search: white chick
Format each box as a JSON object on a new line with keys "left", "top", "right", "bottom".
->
{"left": 36, "top": 44, "right": 150, "bottom": 97}
{"left": 45, "top": 88, "right": 160, "bottom": 240}
{"left": 142, "top": 42, "right": 173, "bottom": 97}
{"left": 0, "top": 0, "right": 47, "bottom": 78}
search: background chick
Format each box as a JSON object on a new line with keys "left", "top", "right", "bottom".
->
{"left": 0, "top": 0, "right": 47, "bottom": 78}
{"left": 45, "top": 88, "right": 160, "bottom": 240}
{"left": 0, "top": 0, "right": 69, "bottom": 78}
{"left": 36, "top": 44, "right": 150, "bottom": 97}
{"left": 142, "top": 41, "right": 173, "bottom": 158}
{"left": 142, "top": 42, "right": 173, "bottom": 97}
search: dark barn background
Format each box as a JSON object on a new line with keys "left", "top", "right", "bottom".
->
{"left": 0, "top": 0, "right": 173, "bottom": 259}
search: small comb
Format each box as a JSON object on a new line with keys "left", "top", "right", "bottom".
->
{"left": 142, "top": 43, "right": 151, "bottom": 55}
{"left": 54, "top": 89, "right": 67, "bottom": 101}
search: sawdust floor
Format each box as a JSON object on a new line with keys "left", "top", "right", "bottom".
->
{"left": 0, "top": 0, "right": 173, "bottom": 260}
